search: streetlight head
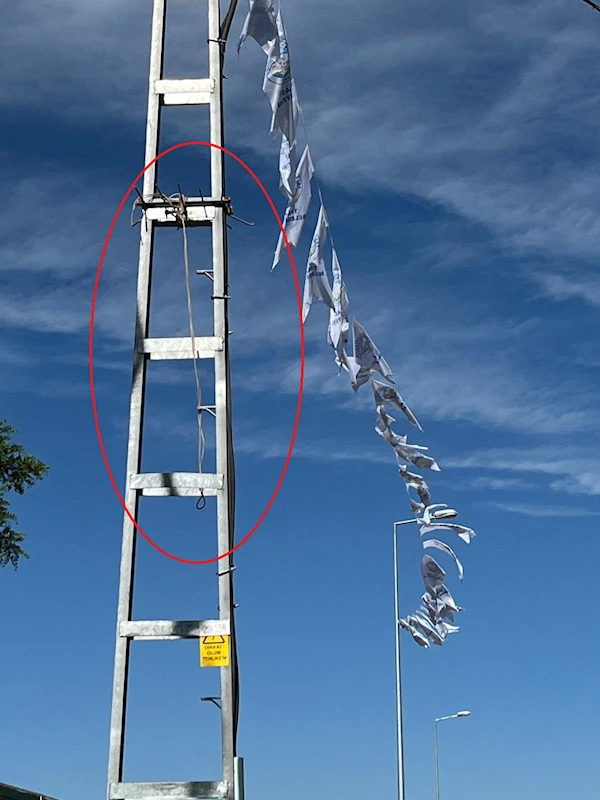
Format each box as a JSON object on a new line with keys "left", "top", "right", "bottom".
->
{"left": 431, "top": 509, "right": 458, "bottom": 520}
{"left": 456, "top": 710, "right": 471, "bottom": 717}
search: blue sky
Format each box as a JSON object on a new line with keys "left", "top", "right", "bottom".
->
{"left": 1, "top": 1, "right": 600, "bottom": 799}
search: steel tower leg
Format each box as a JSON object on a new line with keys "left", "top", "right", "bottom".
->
{"left": 106, "top": 1, "right": 240, "bottom": 798}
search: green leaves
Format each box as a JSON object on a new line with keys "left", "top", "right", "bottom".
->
{"left": 0, "top": 420, "right": 49, "bottom": 569}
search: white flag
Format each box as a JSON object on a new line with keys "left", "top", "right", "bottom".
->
{"left": 412, "top": 611, "right": 444, "bottom": 641}
{"left": 353, "top": 320, "right": 394, "bottom": 381}
{"left": 410, "top": 498, "right": 425, "bottom": 515}
{"left": 337, "top": 351, "right": 371, "bottom": 391}
{"left": 387, "top": 433, "right": 428, "bottom": 451}
{"left": 419, "top": 522, "right": 476, "bottom": 544}
{"left": 394, "top": 444, "right": 441, "bottom": 472}
{"left": 425, "top": 585, "right": 462, "bottom": 615}
{"left": 422, "top": 592, "right": 449, "bottom": 621}
{"left": 237, "top": 0, "right": 278, "bottom": 53}
{"left": 437, "top": 587, "right": 462, "bottom": 614}
{"left": 423, "top": 615, "right": 454, "bottom": 643}
{"left": 419, "top": 600, "right": 437, "bottom": 622}
{"left": 327, "top": 249, "right": 350, "bottom": 355}
{"left": 436, "top": 620, "right": 460, "bottom": 637}
{"left": 271, "top": 145, "right": 315, "bottom": 270}
{"left": 421, "top": 554, "right": 446, "bottom": 589}
{"left": 262, "top": 9, "right": 298, "bottom": 146}
{"left": 375, "top": 405, "right": 396, "bottom": 434}
{"left": 399, "top": 618, "right": 430, "bottom": 648}
{"left": 423, "top": 539, "right": 464, "bottom": 581}
{"left": 272, "top": 146, "right": 314, "bottom": 269}
{"left": 279, "top": 135, "right": 297, "bottom": 202}
{"left": 302, "top": 204, "right": 334, "bottom": 322}
{"left": 398, "top": 464, "right": 432, "bottom": 507}
{"left": 411, "top": 612, "right": 444, "bottom": 645}
{"left": 398, "top": 464, "right": 429, "bottom": 488}
{"left": 375, "top": 421, "right": 403, "bottom": 445}
{"left": 371, "top": 378, "right": 422, "bottom": 431}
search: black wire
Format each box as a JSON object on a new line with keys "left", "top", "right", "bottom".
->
{"left": 580, "top": 0, "right": 600, "bottom": 12}
{"left": 226, "top": 310, "right": 240, "bottom": 753}
{"left": 220, "top": 0, "right": 240, "bottom": 44}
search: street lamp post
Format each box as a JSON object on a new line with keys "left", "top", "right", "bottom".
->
{"left": 434, "top": 711, "right": 471, "bottom": 800}
{"left": 392, "top": 508, "right": 457, "bottom": 800}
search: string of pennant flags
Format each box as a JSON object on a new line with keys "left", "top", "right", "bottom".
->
{"left": 237, "top": 0, "right": 477, "bottom": 648}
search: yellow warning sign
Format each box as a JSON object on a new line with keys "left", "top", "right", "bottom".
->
{"left": 200, "top": 635, "right": 230, "bottom": 667}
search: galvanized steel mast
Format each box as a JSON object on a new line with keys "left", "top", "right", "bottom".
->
{"left": 106, "top": 1, "right": 242, "bottom": 799}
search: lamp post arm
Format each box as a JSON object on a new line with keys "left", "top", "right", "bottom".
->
{"left": 394, "top": 519, "right": 418, "bottom": 531}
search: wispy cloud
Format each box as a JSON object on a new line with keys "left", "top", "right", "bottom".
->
{"left": 6, "top": 0, "right": 600, "bottom": 269}
{"left": 469, "top": 476, "right": 537, "bottom": 492}
{"left": 233, "top": 299, "right": 597, "bottom": 437}
{"left": 233, "top": 429, "right": 389, "bottom": 465}
{"left": 0, "top": 174, "right": 109, "bottom": 276}
{"left": 531, "top": 272, "right": 600, "bottom": 308}
{"left": 450, "top": 445, "right": 600, "bottom": 498}
{"left": 491, "top": 501, "right": 599, "bottom": 518}
{"left": 2, "top": 0, "right": 599, "bottom": 505}
{"left": 0, "top": 339, "right": 36, "bottom": 366}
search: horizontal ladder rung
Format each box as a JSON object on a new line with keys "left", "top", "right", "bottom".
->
{"left": 129, "top": 473, "right": 223, "bottom": 495}
{"left": 145, "top": 206, "right": 216, "bottom": 225}
{"left": 155, "top": 78, "right": 215, "bottom": 105}
{"left": 109, "top": 781, "right": 227, "bottom": 799}
{"left": 139, "top": 196, "right": 229, "bottom": 226}
{"left": 141, "top": 487, "right": 217, "bottom": 497}
{"left": 120, "top": 619, "right": 230, "bottom": 640}
{"left": 141, "top": 336, "right": 223, "bottom": 360}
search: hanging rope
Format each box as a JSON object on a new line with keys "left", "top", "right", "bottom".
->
{"left": 162, "top": 190, "right": 207, "bottom": 509}
{"left": 180, "top": 213, "right": 207, "bottom": 475}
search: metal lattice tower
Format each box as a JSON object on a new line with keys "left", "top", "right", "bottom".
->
{"left": 107, "top": 1, "right": 242, "bottom": 799}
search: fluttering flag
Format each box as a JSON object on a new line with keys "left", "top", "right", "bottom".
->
{"left": 338, "top": 352, "right": 371, "bottom": 391}
{"left": 410, "top": 613, "right": 444, "bottom": 646}
{"left": 394, "top": 444, "right": 441, "bottom": 472}
{"left": 375, "top": 405, "right": 396, "bottom": 435}
{"left": 272, "top": 146, "right": 314, "bottom": 269}
{"left": 436, "top": 620, "right": 460, "bottom": 637}
{"left": 237, "top": 0, "right": 278, "bottom": 53}
{"left": 327, "top": 248, "right": 350, "bottom": 355}
{"left": 422, "top": 539, "right": 464, "bottom": 581}
{"left": 239, "top": 4, "right": 478, "bottom": 651}
{"left": 435, "top": 586, "right": 462, "bottom": 614}
{"left": 352, "top": 320, "right": 394, "bottom": 381}
{"left": 410, "top": 498, "right": 425, "bottom": 514}
{"left": 401, "top": 567, "right": 464, "bottom": 647}
{"left": 399, "top": 618, "right": 430, "bottom": 648}
{"left": 375, "top": 419, "right": 404, "bottom": 445}
{"left": 279, "top": 135, "right": 297, "bottom": 202}
{"left": 378, "top": 427, "right": 439, "bottom": 473}
{"left": 424, "top": 585, "right": 462, "bottom": 617}
{"left": 398, "top": 464, "right": 432, "bottom": 507}
{"left": 422, "top": 592, "right": 455, "bottom": 623}
{"left": 302, "top": 204, "right": 334, "bottom": 322}
{"left": 371, "top": 378, "right": 422, "bottom": 431}
{"left": 262, "top": 8, "right": 298, "bottom": 146}
{"left": 419, "top": 522, "right": 476, "bottom": 544}
{"left": 421, "top": 554, "right": 446, "bottom": 589}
